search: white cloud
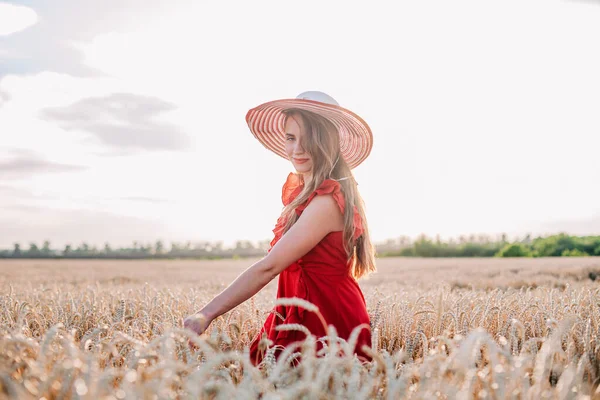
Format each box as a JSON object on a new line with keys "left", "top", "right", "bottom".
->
{"left": 40, "top": 93, "right": 192, "bottom": 152}
{"left": 0, "top": 3, "right": 37, "bottom": 36}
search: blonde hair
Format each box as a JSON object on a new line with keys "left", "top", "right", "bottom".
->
{"left": 279, "top": 109, "right": 376, "bottom": 280}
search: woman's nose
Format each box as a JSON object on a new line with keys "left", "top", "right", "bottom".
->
{"left": 293, "top": 141, "right": 305, "bottom": 154}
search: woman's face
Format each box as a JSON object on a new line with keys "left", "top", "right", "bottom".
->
{"left": 284, "top": 114, "right": 313, "bottom": 175}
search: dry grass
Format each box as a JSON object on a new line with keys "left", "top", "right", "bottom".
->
{"left": 1, "top": 257, "right": 600, "bottom": 399}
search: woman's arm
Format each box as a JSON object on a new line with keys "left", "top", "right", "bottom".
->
{"left": 185, "top": 194, "right": 342, "bottom": 331}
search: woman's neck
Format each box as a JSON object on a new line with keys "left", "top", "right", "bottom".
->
{"left": 302, "top": 172, "right": 313, "bottom": 187}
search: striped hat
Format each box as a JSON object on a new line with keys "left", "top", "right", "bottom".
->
{"left": 245, "top": 91, "right": 373, "bottom": 169}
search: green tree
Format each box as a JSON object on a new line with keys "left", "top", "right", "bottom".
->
{"left": 532, "top": 233, "right": 576, "bottom": 257}
{"left": 495, "top": 243, "right": 532, "bottom": 257}
{"left": 155, "top": 240, "right": 164, "bottom": 255}
{"left": 561, "top": 248, "right": 589, "bottom": 257}
{"left": 139, "top": 243, "right": 151, "bottom": 255}
{"left": 79, "top": 242, "right": 90, "bottom": 254}
{"left": 580, "top": 236, "right": 600, "bottom": 255}
{"left": 28, "top": 242, "right": 40, "bottom": 257}
{"left": 42, "top": 240, "right": 51, "bottom": 255}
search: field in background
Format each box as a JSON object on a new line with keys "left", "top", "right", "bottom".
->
{"left": 2, "top": 256, "right": 600, "bottom": 290}
{"left": 1, "top": 257, "right": 600, "bottom": 398}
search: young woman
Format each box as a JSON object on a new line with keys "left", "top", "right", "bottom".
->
{"left": 183, "top": 91, "right": 376, "bottom": 366}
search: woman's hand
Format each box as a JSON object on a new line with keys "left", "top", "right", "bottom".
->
{"left": 183, "top": 312, "right": 211, "bottom": 337}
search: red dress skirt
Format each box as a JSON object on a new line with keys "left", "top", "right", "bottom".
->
{"left": 248, "top": 173, "right": 372, "bottom": 366}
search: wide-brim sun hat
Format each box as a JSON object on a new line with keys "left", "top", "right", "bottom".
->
{"left": 245, "top": 91, "right": 373, "bottom": 169}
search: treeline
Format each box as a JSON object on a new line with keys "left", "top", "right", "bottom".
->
{"left": 378, "top": 233, "right": 600, "bottom": 258}
{"left": 0, "top": 240, "right": 272, "bottom": 259}
{"left": 0, "top": 234, "right": 598, "bottom": 259}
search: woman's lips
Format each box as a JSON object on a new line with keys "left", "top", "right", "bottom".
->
{"left": 294, "top": 158, "right": 309, "bottom": 164}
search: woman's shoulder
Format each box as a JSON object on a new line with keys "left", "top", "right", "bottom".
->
{"left": 298, "top": 193, "right": 345, "bottom": 231}
{"left": 296, "top": 178, "right": 345, "bottom": 215}
{"left": 299, "top": 179, "right": 364, "bottom": 242}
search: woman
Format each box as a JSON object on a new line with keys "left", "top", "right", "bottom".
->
{"left": 183, "top": 91, "right": 376, "bottom": 366}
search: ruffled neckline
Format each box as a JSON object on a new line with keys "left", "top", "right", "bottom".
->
{"left": 280, "top": 172, "right": 342, "bottom": 206}
{"left": 281, "top": 172, "right": 305, "bottom": 206}
{"left": 268, "top": 172, "right": 364, "bottom": 251}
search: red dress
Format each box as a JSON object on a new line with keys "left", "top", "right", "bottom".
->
{"left": 248, "top": 172, "right": 372, "bottom": 366}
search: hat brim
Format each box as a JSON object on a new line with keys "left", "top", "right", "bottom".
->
{"left": 245, "top": 98, "right": 373, "bottom": 169}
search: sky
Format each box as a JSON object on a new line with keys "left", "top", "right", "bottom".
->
{"left": 1, "top": 0, "right": 599, "bottom": 249}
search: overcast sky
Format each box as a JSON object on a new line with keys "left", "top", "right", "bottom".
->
{"left": 1, "top": 0, "right": 599, "bottom": 249}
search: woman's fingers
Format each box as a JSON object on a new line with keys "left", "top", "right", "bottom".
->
{"left": 183, "top": 313, "right": 209, "bottom": 335}
{"left": 183, "top": 313, "right": 211, "bottom": 352}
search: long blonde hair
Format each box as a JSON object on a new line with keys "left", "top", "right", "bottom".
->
{"left": 279, "top": 109, "right": 376, "bottom": 280}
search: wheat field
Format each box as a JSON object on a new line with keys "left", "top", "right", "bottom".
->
{"left": 1, "top": 257, "right": 600, "bottom": 399}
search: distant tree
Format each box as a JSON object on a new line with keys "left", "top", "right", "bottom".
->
{"left": 495, "top": 243, "right": 532, "bottom": 258}
{"left": 561, "top": 248, "right": 589, "bottom": 257}
{"left": 155, "top": 240, "right": 164, "bottom": 255}
{"left": 139, "top": 243, "right": 151, "bottom": 255}
{"left": 257, "top": 240, "right": 271, "bottom": 251}
{"left": 413, "top": 235, "right": 439, "bottom": 257}
{"left": 460, "top": 242, "right": 500, "bottom": 257}
{"left": 13, "top": 243, "right": 21, "bottom": 257}
{"left": 42, "top": 240, "right": 51, "bottom": 255}
{"left": 28, "top": 242, "right": 40, "bottom": 257}
{"left": 477, "top": 234, "right": 490, "bottom": 244}
{"left": 579, "top": 236, "right": 600, "bottom": 255}
{"left": 399, "top": 236, "right": 410, "bottom": 247}
{"left": 104, "top": 242, "right": 112, "bottom": 254}
{"left": 64, "top": 244, "right": 72, "bottom": 256}
{"left": 532, "top": 233, "right": 576, "bottom": 257}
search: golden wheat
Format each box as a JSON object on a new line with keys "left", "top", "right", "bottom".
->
{"left": 1, "top": 258, "right": 600, "bottom": 399}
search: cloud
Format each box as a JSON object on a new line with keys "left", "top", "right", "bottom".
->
{"left": 0, "top": 3, "right": 38, "bottom": 36}
{"left": 0, "top": 185, "right": 61, "bottom": 205}
{"left": 0, "top": 0, "right": 177, "bottom": 78}
{"left": 40, "top": 93, "right": 191, "bottom": 152}
{"left": 567, "top": 0, "right": 600, "bottom": 5}
{"left": 0, "top": 185, "right": 33, "bottom": 198}
{"left": 0, "top": 149, "right": 87, "bottom": 180}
